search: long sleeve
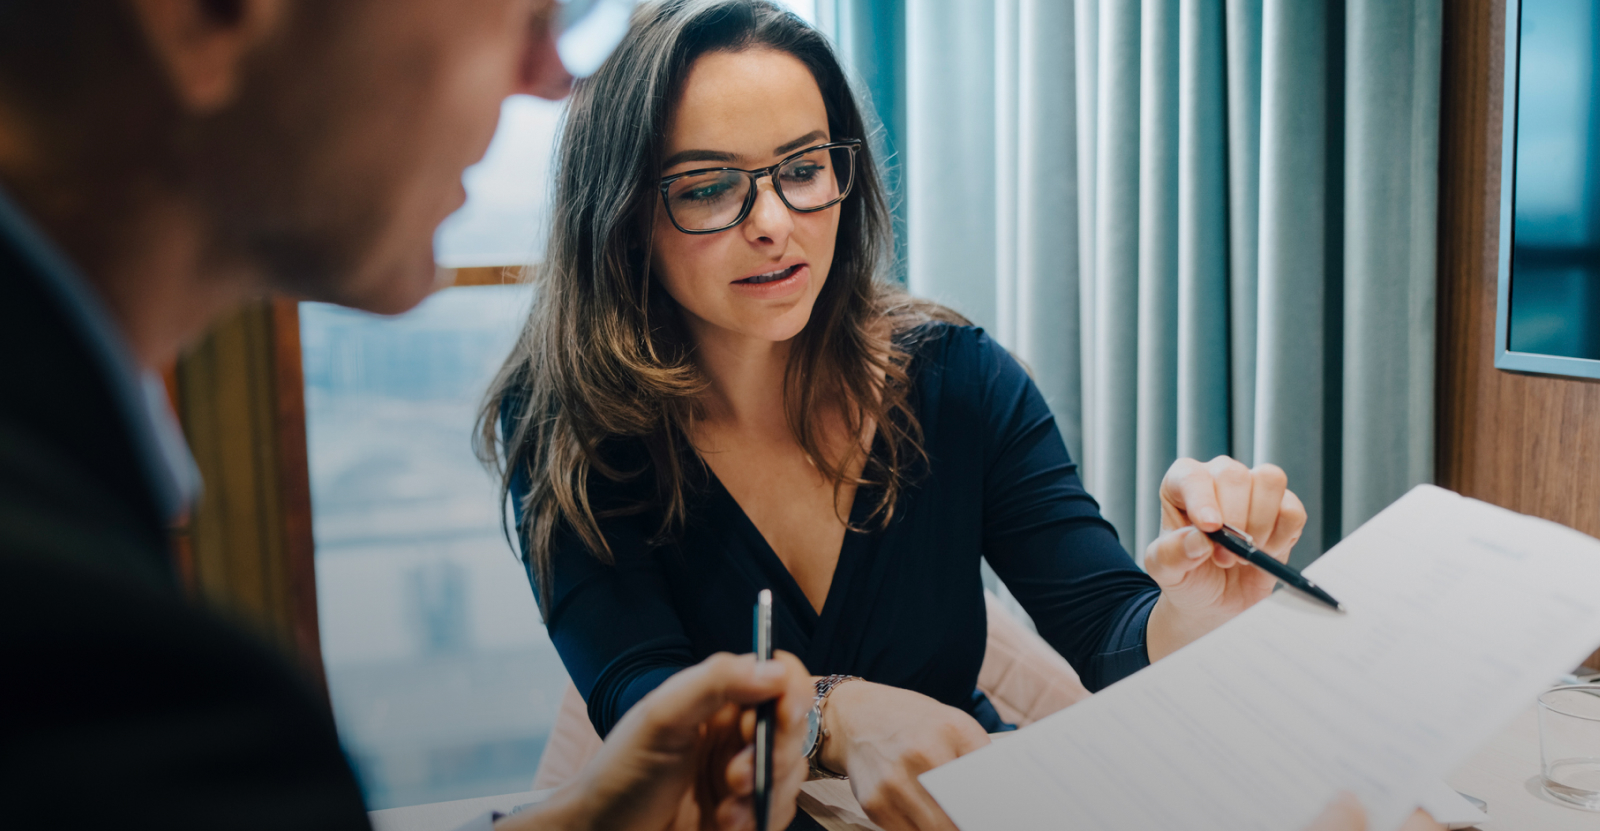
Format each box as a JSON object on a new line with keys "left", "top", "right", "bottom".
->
{"left": 0, "top": 424, "right": 371, "bottom": 829}
{"left": 967, "top": 330, "right": 1162, "bottom": 691}
{"left": 508, "top": 460, "right": 695, "bottom": 738}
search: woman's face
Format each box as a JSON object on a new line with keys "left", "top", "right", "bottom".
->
{"left": 650, "top": 48, "right": 841, "bottom": 347}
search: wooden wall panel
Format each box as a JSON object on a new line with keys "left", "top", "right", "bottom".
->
{"left": 175, "top": 297, "right": 326, "bottom": 690}
{"left": 1436, "top": 0, "right": 1600, "bottom": 671}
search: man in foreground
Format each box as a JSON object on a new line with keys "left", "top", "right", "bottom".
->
{"left": 0, "top": 0, "right": 1440, "bottom": 828}
{"left": 0, "top": 1, "right": 809, "bottom": 828}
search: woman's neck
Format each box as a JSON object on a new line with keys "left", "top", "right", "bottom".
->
{"left": 687, "top": 318, "right": 795, "bottom": 431}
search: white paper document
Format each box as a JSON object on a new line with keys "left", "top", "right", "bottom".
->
{"left": 920, "top": 486, "right": 1600, "bottom": 831}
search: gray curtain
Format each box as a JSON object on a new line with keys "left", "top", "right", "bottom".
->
{"left": 892, "top": 0, "right": 1440, "bottom": 567}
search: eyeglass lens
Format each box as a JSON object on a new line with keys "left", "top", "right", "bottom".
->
{"left": 664, "top": 146, "right": 855, "bottom": 232}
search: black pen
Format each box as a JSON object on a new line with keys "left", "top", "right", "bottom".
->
{"left": 1204, "top": 524, "right": 1345, "bottom": 612}
{"left": 752, "top": 589, "right": 775, "bottom": 831}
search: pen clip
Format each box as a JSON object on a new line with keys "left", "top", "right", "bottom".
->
{"left": 1218, "top": 523, "right": 1255, "bottom": 548}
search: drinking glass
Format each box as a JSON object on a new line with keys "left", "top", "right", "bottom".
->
{"left": 1538, "top": 684, "right": 1600, "bottom": 810}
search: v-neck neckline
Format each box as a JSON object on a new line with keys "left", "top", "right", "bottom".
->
{"left": 705, "top": 468, "right": 872, "bottom": 634}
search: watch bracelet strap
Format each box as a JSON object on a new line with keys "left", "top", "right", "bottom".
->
{"left": 808, "top": 674, "right": 859, "bottom": 780}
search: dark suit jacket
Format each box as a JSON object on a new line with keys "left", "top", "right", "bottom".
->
{"left": 0, "top": 222, "right": 371, "bottom": 827}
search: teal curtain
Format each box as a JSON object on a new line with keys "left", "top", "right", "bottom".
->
{"left": 836, "top": 0, "right": 1440, "bottom": 568}
{"left": 817, "top": 0, "right": 909, "bottom": 280}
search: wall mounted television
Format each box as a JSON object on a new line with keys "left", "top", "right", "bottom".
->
{"left": 1497, "top": 0, "right": 1600, "bottom": 380}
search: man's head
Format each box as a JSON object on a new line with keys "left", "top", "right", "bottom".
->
{"left": 0, "top": 0, "right": 569, "bottom": 327}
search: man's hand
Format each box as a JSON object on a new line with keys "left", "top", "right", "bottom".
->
{"left": 507, "top": 652, "right": 813, "bottom": 831}
{"left": 1303, "top": 793, "right": 1446, "bottom": 831}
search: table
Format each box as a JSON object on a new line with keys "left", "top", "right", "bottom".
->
{"left": 1445, "top": 703, "right": 1598, "bottom": 831}
{"left": 370, "top": 704, "right": 1598, "bottom": 831}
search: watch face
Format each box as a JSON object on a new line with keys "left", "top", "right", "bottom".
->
{"left": 803, "top": 703, "right": 821, "bottom": 757}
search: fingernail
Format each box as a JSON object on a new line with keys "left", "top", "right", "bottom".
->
{"left": 754, "top": 662, "right": 786, "bottom": 681}
{"left": 1185, "top": 529, "right": 1211, "bottom": 558}
{"left": 1197, "top": 508, "right": 1221, "bottom": 526}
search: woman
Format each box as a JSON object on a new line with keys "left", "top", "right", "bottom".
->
{"left": 479, "top": 1, "right": 1307, "bottom": 828}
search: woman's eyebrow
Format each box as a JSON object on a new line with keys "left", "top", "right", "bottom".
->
{"left": 661, "top": 131, "right": 830, "bottom": 171}
{"left": 772, "top": 130, "right": 828, "bottom": 156}
{"left": 661, "top": 148, "right": 739, "bottom": 169}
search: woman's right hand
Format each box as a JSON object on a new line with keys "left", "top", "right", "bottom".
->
{"left": 818, "top": 679, "right": 991, "bottom": 831}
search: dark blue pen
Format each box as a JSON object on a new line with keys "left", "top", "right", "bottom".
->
{"left": 753, "top": 589, "right": 775, "bottom": 831}
{"left": 1204, "top": 524, "right": 1345, "bottom": 612}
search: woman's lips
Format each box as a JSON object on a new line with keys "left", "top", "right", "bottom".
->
{"left": 729, "top": 263, "right": 809, "bottom": 298}
{"left": 735, "top": 263, "right": 801, "bottom": 284}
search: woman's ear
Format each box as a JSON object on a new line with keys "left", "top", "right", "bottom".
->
{"left": 127, "top": 0, "right": 286, "bottom": 112}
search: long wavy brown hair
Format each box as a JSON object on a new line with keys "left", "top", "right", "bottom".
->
{"left": 477, "top": 0, "right": 961, "bottom": 609}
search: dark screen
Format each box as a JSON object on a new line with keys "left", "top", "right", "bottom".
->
{"left": 1509, "top": 0, "right": 1600, "bottom": 359}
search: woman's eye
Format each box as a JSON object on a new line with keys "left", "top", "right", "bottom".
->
{"left": 782, "top": 163, "right": 825, "bottom": 182}
{"left": 676, "top": 179, "right": 735, "bottom": 203}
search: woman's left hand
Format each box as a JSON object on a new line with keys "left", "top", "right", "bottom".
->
{"left": 1144, "top": 455, "right": 1307, "bottom": 661}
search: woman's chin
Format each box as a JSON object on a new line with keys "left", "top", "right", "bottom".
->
{"left": 704, "top": 314, "right": 811, "bottom": 346}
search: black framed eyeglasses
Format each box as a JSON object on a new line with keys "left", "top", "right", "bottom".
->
{"left": 657, "top": 139, "right": 862, "bottom": 234}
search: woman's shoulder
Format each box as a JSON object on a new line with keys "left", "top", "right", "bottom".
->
{"left": 897, "top": 318, "right": 1011, "bottom": 380}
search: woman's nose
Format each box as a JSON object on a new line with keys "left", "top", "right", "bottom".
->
{"left": 742, "top": 179, "right": 794, "bottom": 245}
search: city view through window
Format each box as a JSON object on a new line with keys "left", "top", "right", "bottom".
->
{"left": 303, "top": 286, "right": 558, "bottom": 809}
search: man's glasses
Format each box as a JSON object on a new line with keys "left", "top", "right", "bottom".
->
{"left": 554, "top": 0, "right": 638, "bottom": 78}
{"left": 657, "top": 140, "right": 862, "bottom": 234}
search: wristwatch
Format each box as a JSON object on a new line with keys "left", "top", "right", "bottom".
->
{"left": 802, "top": 674, "right": 858, "bottom": 780}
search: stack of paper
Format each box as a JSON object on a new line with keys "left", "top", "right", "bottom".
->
{"left": 920, "top": 486, "right": 1600, "bottom": 831}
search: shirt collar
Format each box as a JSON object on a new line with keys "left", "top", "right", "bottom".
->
{"left": 0, "top": 186, "right": 202, "bottom": 522}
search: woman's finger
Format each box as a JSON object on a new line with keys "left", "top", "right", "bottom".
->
{"left": 892, "top": 780, "right": 962, "bottom": 831}
{"left": 1144, "top": 526, "right": 1217, "bottom": 586}
{"left": 1243, "top": 463, "right": 1288, "bottom": 549}
{"left": 1205, "top": 455, "right": 1254, "bottom": 531}
{"left": 1261, "top": 488, "right": 1306, "bottom": 560}
{"left": 1158, "top": 457, "right": 1224, "bottom": 531}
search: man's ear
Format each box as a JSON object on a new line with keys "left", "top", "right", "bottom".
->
{"left": 519, "top": 5, "right": 573, "bottom": 101}
{"left": 127, "top": 0, "right": 286, "bottom": 112}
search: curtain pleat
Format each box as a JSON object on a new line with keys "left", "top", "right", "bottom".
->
{"left": 1015, "top": 0, "right": 1083, "bottom": 457}
{"left": 1089, "top": 0, "right": 1143, "bottom": 550}
{"left": 1223, "top": 0, "right": 1262, "bottom": 467}
{"left": 906, "top": 0, "right": 996, "bottom": 329}
{"left": 995, "top": 0, "right": 1020, "bottom": 346}
{"left": 1074, "top": 0, "right": 1100, "bottom": 477}
{"left": 1134, "top": 0, "right": 1180, "bottom": 557}
{"left": 892, "top": 0, "right": 1439, "bottom": 565}
{"left": 1341, "top": 0, "right": 1440, "bottom": 536}
{"left": 1255, "top": 0, "right": 1331, "bottom": 564}
{"left": 1176, "top": 0, "right": 1231, "bottom": 466}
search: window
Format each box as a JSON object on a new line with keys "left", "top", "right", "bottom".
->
{"left": 305, "top": 1, "right": 819, "bottom": 810}
{"left": 304, "top": 285, "right": 548, "bottom": 808}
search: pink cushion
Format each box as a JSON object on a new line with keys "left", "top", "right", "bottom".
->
{"left": 529, "top": 680, "right": 604, "bottom": 791}
{"left": 976, "top": 590, "right": 1091, "bottom": 727}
